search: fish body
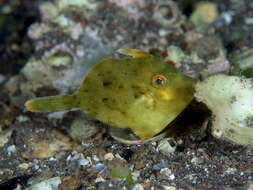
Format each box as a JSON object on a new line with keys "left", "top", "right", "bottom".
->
{"left": 26, "top": 50, "right": 196, "bottom": 141}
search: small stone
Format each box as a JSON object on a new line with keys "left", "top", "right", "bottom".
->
{"left": 0, "top": 128, "right": 13, "bottom": 147}
{"left": 0, "top": 74, "right": 5, "bottom": 84}
{"left": 191, "top": 157, "right": 205, "bottom": 164}
{"left": 28, "top": 177, "right": 62, "bottom": 190}
{"left": 7, "top": 145, "right": 16, "bottom": 155}
{"left": 224, "top": 167, "right": 237, "bottom": 175}
{"left": 221, "top": 12, "right": 232, "bottom": 25}
{"left": 190, "top": 2, "right": 218, "bottom": 26}
{"left": 135, "top": 163, "right": 145, "bottom": 170}
{"left": 47, "top": 55, "right": 71, "bottom": 67}
{"left": 15, "top": 184, "right": 22, "bottom": 190}
{"left": 16, "top": 115, "right": 29, "bottom": 122}
{"left": 95, "top": 176, "right": 105, "bottom": 183}
{"left": 93, "top": 163, "right": 105, "bottom": 173}
{"left": 18, "top": 163, "right": 29, "bottom": 170}
{"left": 152, "top": 162, "right": 167, "bottom": 172}
{"left": 92, "top": 155, "right": 100, "bottom": 162}
{"left": 245, "top": 17, "right": 253, "bottom": 25}
{"left": 104, "top": 153, "right": 114, "bottom": 161}
{"left": 66, "top": 152, "right": 90, "bottom": 166}
{"left": 23, "top": 129, "right": 72, "bottom": 159}
{"left": 163, "top": 185, "right": 176, "bottom": 190}
{"left": 132, "top": 171, "right": 140, "bottom": 181}
{"left": 79, "top": 158, "right": 89, "bottom": 166}
{"left": 47, "top": 111, "right": 66, "bottom": 120}
{"left": 132, "top": 184, "right": 144, "bottom": 190}
{"left": 115, "top": 153, "right": 126, "bottom": 162}
{"left": 69, "top": 117, "right": 100, "bottom": 141}
{"left": 157, "top": 139, "right": 176, "bottom": 154}
{"left": 58, "top": 176, "right": 81, "bottom": 190}
{"left": 160, "top": 168, "right": 174, "bottom": 180}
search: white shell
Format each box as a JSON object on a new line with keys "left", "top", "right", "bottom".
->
{"left": 195, "top": 74, "right": 253, "bottom": 146}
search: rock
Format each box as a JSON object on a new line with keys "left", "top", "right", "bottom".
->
{"left": 23, "top": 129, "right": 73, "bottom": 159}
{"left": 18, "top": 163, "right": 29, "bottom": 170}
{"left": 0, "top": 128, "right": 13, "bottom": 147}
{"left": 195, "top": 74, "right": 253, "bottom": 145}
{"left": 104, "top": 153, "right": 114, "bottom": 161}
{"left": 27, "top": 177, "right": 62, "bottom": 190}
{"left": 58, "top": 176, "right": 81, "bottom": 190}
{"left": 7, "top": 145, "right": 16, "bottom": 155}
{"left": 191, "top": 157, "right": 205, "bottom": 165}
{"left": 157, "top": 139, "right": 176, "bottom": 154}
{"left": 190, "top": 2, "right": 218, "bottom": 28}
{"left": 160, "top": 168, "right": 175, "bottom": 180}
{"left": 69, "top": 117, "right": 100, "bottom": 141}
{"left": 0, "top": 74, "right": 5, "bottom": 84}
{"left": 132, "top": 184, "right": 144, "bottom": 190}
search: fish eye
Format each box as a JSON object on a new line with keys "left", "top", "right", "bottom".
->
{"left": 152, "top": 74, "right": 167, "bottom": 88}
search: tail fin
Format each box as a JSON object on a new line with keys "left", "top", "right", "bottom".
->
{"left": 25, "top": 94, "right": 79, "bottom": 113}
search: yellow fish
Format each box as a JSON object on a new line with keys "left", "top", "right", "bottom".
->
{"left": 25, "top": 49, "right": 196, "bottom": 141}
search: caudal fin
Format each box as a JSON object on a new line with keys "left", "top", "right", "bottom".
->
{"left": 25, "top": 94, "right": 79, "bottom": 113}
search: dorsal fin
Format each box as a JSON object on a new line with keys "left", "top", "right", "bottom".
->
{"left": 118, "top": 49, "right": 150, "bottom": 58}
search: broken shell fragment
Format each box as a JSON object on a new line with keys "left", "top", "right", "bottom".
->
{"left": 195, "top": 74, "right": 253, "bottom": 146}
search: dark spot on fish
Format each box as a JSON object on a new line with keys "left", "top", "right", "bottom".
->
{"left": 121, "top": 111, "right": 126, "bottom": 115}
{"left": 133, "top": 91, "right": 145, "bottom": 99}
{"left": 134, "top": 93, "right": 139, "bottom": 99}
{"left": 246, "top": 116, "right": 253, "bottom": 127}
{"left": 121, "top": 71, "right": 128, "bottom": 75}
{"left": 119, "top": 85, "right": 124, "bottom": 89}
{"left": 230, "top": 96, "right": 237, "bottom": 104}
{"left": 131, "top": 85, "right": 140, "bottom": 89}
{"left": 102, "top": 98, "right": 109, "bottom": 102}
{"left": 225, "top": 128, "right": 235, "bottom": 138}
{"left": 103, "top": 81, "right": 112, "bottom": 86}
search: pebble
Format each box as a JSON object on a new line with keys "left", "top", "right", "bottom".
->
{"left": 163, "top": 185, "right": 176, "bottom": 190}
{"left": 160, "top": 168, "right": 175, "bottom": 180}
{"left": 95, "top": 176, "right": 105, "bottom": 183}
{"left": 191, "top": 157, "right": 205, "bottom": 164}
{"left": 92, "top": 155, "right": 100, "bottom": 162}
{"left": 69, "top": 117, "right": 99, "bottom": 141}
{"left": 66, "top": 152, "right": 90, "bottom": 166}
{"left": 245, "top": 17, "right": 253, "bottom": 25}
{"left": 28, "top": 177, "right": 61, "bottom": 190}
{"left": 16, "top": 115, "right": 29, "bottom": 122}
{"left": 7, "top": 145, "right": 16, "bottom": 155}
{"left": 157, "top": 139, "right": 176, "bottom": 154}
{"left": 132, "top": 171, "right": 140, "bottom": 181}
{"left": 135, "top": 163, "right": 145, "bottom": 170}
{"left": 92, "top": 163, "right": 105, "bottom": 173}
{"left": 221, "top": 12, "right": 233, "bottom": 25}
{"left": 0, "top": 128, "right": 13, "bottom": 147}
{"left": 152, "top": 162, "right": 167, "bottom": 172}
{"left": 23, "top": 129, "right": 72, "bottom": 159}
{"left": 79, "top": 158, "right": 89, "bottom": 166}
{"left": 104, "top": 153, "right": 114, "bottom": 161}
{"left": 0, "top": 74, "right": 5, "bottom": 84}
{"left": 224, "top": 167, "right": 237, "bottom": 174}
{"left": 18, "top": 163, "right": 29, "bottom": 170}
{"left": 132, "top": 184, "right": 144, "bottom": 190}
